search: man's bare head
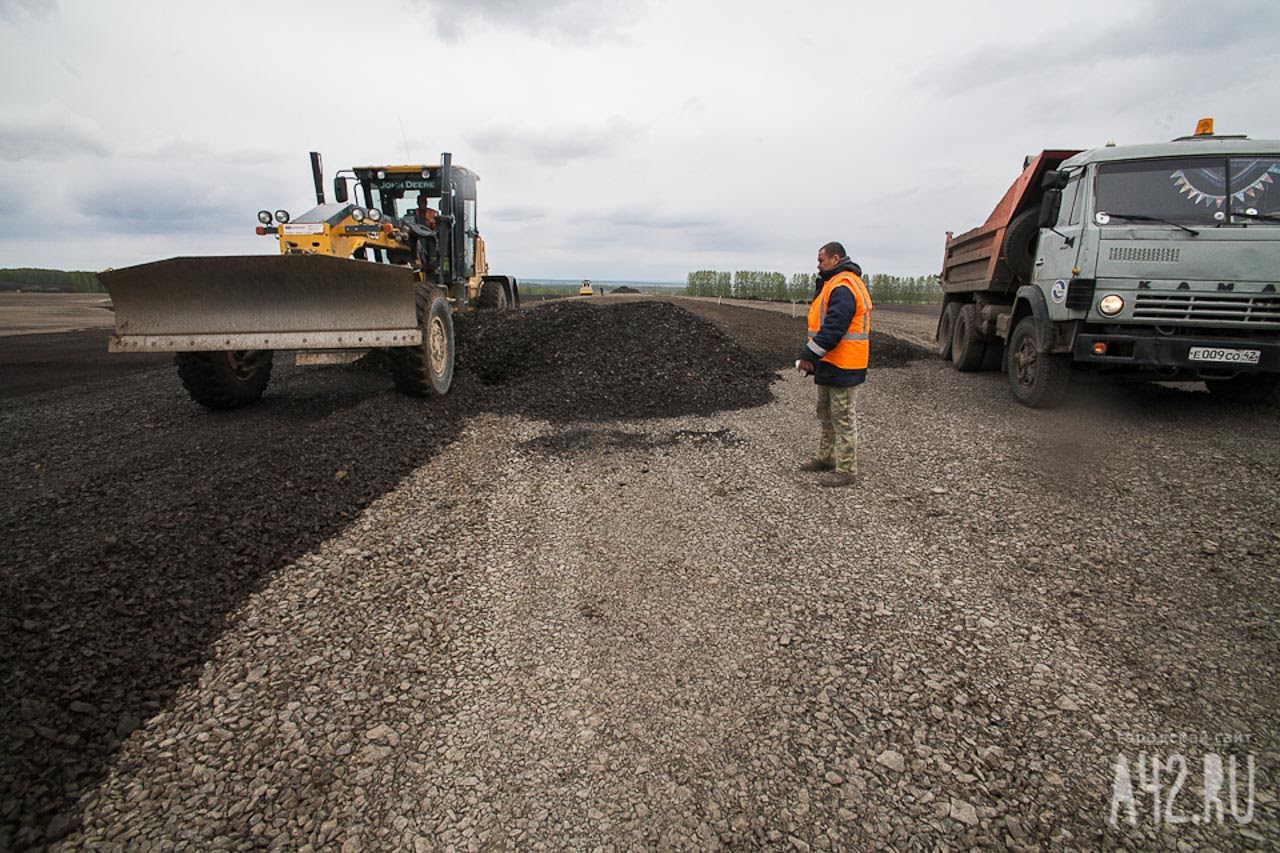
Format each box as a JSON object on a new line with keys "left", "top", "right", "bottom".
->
{"left": 817, "top": 241, "right": 846, "bottom": 272}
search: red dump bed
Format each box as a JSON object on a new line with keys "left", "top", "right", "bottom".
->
{"left": 940, "top": 150, "right": 1081, "bottom": 294}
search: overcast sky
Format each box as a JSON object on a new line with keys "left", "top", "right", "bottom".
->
{"left": 1, "top": 0, "right": 1278, "bottom": 281}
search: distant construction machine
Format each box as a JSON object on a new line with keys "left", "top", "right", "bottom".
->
{"left": 101, "top": 152, "right": 518, "bottom": 409}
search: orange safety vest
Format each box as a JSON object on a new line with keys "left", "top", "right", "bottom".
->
{"left": 807, "top": 271, "right": 873, "bottom": 370}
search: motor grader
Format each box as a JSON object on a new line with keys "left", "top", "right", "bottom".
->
{"left": 100, "top": 152, "right": 518, "bottom": 408}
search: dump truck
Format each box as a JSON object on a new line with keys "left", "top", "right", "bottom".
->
{"left": 937, "top": 120, "right": 1280, "bottom": 407}
{"left": 101, "top": 152, "right": 518, "bottom": 409}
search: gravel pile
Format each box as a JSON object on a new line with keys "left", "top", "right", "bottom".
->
{"left": 2, "top": 301, "right": 1276, "bottom": 849}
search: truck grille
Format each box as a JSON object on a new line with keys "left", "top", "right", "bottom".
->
{"left": 1109, "top": 246, "right": 1180, "bottom": 264}
{"left": 1132, "top": 293, "right": 1280, "bottom": 324}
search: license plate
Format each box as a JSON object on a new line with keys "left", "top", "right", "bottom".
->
{"left": 1188, "top": 346, "right": 1261, "bottom": 365}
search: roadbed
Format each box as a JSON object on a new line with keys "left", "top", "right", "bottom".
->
{"left": 2, "top": 298, "right": 1275, "bottom": 850}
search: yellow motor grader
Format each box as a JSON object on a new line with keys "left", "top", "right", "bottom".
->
{"left": 100, "top": 152, "right": 518, "bottom": 408}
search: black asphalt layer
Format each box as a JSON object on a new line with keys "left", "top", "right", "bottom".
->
{"left": 0, "top": 329, "right": 170, "bottom": 399}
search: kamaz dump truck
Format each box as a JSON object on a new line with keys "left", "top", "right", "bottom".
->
{"left": 936, "top": 120, "right": 1280, "bottom": 407}
{"left": 101, "top": 152, "right": 518, "bottom": 409}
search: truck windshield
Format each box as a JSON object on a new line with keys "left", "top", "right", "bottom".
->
{"left": 1095, "top": 156, "right": 1280, "bottom": 227}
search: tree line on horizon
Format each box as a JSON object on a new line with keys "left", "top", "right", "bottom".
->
{"left": 0, "top": 268, "right": 105, "bottom": 293}
{"left": 684, "top": 270, "right": 942, "bottom": 304}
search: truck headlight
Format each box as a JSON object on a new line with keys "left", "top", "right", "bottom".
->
{"left": 274, "top": 209, "right": 291, "bottom": 224}
{"left": 367, "top": 208, "right": 382, "bottom": 222}
{"left": 350, "top": 208, "right": 366, "bottom": 223}
{"left": 257, "top": 210, "right": 273, "bottom": 225}
{"left": 1098, "top": 294, "right": 1125, "bottom": 316}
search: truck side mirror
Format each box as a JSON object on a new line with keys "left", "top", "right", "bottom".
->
{"left": 333, "top": 177, "right": 349, "bottom": 204}
{"left": 1038, "top": 190, "right": 1063, "bottom": 228}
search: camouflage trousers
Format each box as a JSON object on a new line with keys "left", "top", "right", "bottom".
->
{"left": 814, "top": 385, "right": 859, "bottom": 475}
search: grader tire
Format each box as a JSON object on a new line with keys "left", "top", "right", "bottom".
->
{"left": 478, "top": 279, "right": 509, "bottom": 311}
{"left": 390, "top": 287, "right": 454, "bottom": 397}
{"left": 174, "top": 350, "right": 273, "bottom": 410}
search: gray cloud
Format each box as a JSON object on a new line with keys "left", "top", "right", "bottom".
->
{"left": 468, "top": 118, "right": 636, "bottom": 165}
{"left": 408, "top": 0, "right": 641, "bottom": 42}
{"left": 556, "top": 208, "right": 767, "bottom": 257}
{"left": 924, "top": 0, "right": 1279, "bottom": 97}
{"left": 136, "top": 137, "right": 290, "bottom": 168}
{"left": 489, "top": 205, "right": 549, "bottom": 223}
{"left": 0, "top": 105, "right": 109, "bottom": 161}
{"left": 0, "top": 0, "right": 56, "bottom": 24}
{"left": 575, "top": 209, "right": 716, "bottom": 230}
{"left": 78, "top": 178, "right": 243, "bottom": 236}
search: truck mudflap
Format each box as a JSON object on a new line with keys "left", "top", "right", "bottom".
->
{"left": 1073, "top": 332, "right": 1280, "bottom": 373}
{"left": 101, "top": 254, "right": 421, "bottom": 353}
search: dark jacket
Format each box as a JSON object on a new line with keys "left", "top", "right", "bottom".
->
{"left": 800, "top": 259, "right": 867, "bottom": 387}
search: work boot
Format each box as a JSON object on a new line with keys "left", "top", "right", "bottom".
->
{"left": 798, "top": 458, "right": 834, "bottom": 472}
{"left": 818, "top": 470, "right": 855, "bottom": 487}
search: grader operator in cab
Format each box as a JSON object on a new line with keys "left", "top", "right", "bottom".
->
{"left": 100, "top": 152, "right": 518, "bottom": 409}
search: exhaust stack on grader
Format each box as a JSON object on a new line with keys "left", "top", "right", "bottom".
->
{"left": 101, "top": 152, "right": 518, "bottom": 409}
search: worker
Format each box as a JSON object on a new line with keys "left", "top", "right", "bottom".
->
{"left": 796, "top": 241, "right": 873, "bottom": 487}
{"left": 415, "top": 192, "right": 439, "bottom": 230}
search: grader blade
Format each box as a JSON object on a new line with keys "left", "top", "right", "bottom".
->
{"left": 101, "top": 254, "right": 421, "bottom": 353}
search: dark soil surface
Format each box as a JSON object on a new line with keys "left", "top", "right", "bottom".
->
{"left": 0, "top": 329, "right": 170, "bottom": 399}
{"left": 669, "top": 298, "right": 929, "bottom": 371}
{"left": 873, "top": 302, "right": 941, "bottom": 316}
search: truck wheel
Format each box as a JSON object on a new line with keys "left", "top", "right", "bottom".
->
{"left": 936, "top": 302, "right": 961, "bottom": 360}
{"left": 478, "top": 279, "right": 509, "bottom": 311}
{"left": 1007, "top": 316, "right": 1070, "bottom": 407}
{"left": 175, "top": 350, "right": 273, "bottom": 410}
{"left": 1002, "top": 209, "right": 1040, "bottom": 282}
{"left": 950, "top": 303, "right": 986, "bottom": 371}
{"left": 1204, "top": 373, "right": 1280, "bottom": 406}
{"left": 390, "top": 287, "right": 454, "bottom": 396}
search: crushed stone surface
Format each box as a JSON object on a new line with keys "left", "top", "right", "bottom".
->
{"left": 1, "top": 299, "right": 1276, "bottom": 850}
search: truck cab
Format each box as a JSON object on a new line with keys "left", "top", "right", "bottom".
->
{"left": 939, "top": 122, "right": 1280, "bottom": 407}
